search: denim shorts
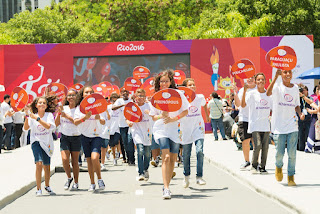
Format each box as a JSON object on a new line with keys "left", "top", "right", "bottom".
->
{"left": 32, "top": 141, "right": 51, "bottom": 165}
{"left": 80, "top": 135, "right": 103, "bottom": 158}
{"left": 109, "top": 133, "right": 120, "bottom": 147}
{"left": 101, "top": 139, "right": 109, "bottom": 148}
{"left": 60, "top": 134, "right": 81, "bottom": 152}
{"left": 157, "top": 138, "right": 180, "bottom": 154}
{"left": 150, "top": 135, "right": 160, "bottom": 150}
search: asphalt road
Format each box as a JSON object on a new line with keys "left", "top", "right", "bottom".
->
{"left": 0, "top": 155, "right": 292, "bottom": 214}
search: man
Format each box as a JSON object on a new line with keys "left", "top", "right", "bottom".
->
{"left": 266, "top": 69, "right": 305, "bottom": 186}
{"left": 1, "top": 94, "right": 14, "bottom": 150}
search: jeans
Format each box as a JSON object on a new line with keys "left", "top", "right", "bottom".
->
{"left": 298, "top": 119, "right": 311, "bottom": 151}
{"left": 136, "top": 144, "right": 151, "bottom": 175}
{"left": 2, "top": 123, "right": 13, "bottom": 149}
{"left": 251, "top": 132, "right": 269, "bottom": 168}
{"left": 211, "top": 117, "right": 226, "bottom": 140}
{"left": 120, "top": 127, "right": 135, "bottom": 163}
{"left": 182, "top": 139, "right": 204, "bottom": 177}
{"left": 0, "top": 125, "right": 3, "bottom": 152}
{"left": 273, "top": 132, "right": 298, "bottom": 176}
{"left": 14, "top": 124, "right": 23, "bottom": 148}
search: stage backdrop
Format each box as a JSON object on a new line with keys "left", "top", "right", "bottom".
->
{"left": 0, "top": 35, "right": 314, "bottom": 116}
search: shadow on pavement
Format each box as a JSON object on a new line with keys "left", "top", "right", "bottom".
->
{"left": 189, "top": 187, "right": 228, "bottom": 192}
{"left": 97, "top": 190, "right": 123, "bottom": 194}
{"left": 140, "top": 182, "right": 174, "bottom": 186}
{"left": 172, "top": 194, "right": 211, "bottom": 199}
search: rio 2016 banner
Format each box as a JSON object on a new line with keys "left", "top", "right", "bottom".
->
{"left": 0, "top": 35, "right": 314, "bottom": 130}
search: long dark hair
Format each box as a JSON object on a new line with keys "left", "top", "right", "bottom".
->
{"left": 30, "top": 95, "right": 57, "bottom": 113}
{"left": 76, "top": 86, "right": 93, "bottom": 106}
{"left": 154, "top": 69, "right": 177, "bottom": 92}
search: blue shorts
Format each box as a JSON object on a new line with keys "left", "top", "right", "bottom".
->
{"left": 157, "top": 138, "right": 180, "bottom": 154}
{"left": 151, "top": 135, "right": 160, "bottom": 150}
{"left": 60, "top": 134, "right": 81, "bottom": 152}
{"left": 32, "top": 141, "right": 51, "bottom": 165}
{"left": 109, "top": 133, "right": 120, "bottom": 147}
{"left": 101, "top": 139, "right": 109, "bottom": 148}
{"left": 80, "top": 135, "right": 102, "bottom": 158}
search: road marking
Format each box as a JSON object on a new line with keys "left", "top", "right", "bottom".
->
{"left": 135, "top": 189, "right": 143, "bottom": 196}
{"left": 136, "top": 208, "right": 145, "bottom": 214}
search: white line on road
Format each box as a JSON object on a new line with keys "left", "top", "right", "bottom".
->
{"left": 136, "top": 208, "right": 145, "bottom": 214}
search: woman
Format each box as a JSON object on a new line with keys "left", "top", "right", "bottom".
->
{"left": 180, "top": 78, "right": 209, "bottom": 188}
{"left": 55, "top": 89, "right": 81, "bottom": 190}
{"left": 74, "top": 86, "right": 106, "bottom": 192}
{"left": 149, "top": 69, "right": 189, "bottom": 199}
{"left": 207, "top": 92, "right": 227, "bottom": 140}
{"left": 23, "top": 95, "right": 57, "bottom": 196}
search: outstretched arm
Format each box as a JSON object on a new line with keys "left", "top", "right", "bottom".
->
{"left": 266, "top": 69, "right": 281, "bottom": 96}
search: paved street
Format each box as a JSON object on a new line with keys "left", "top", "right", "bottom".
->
{"left": 0, "top": 154, "right": 291, "bottom": 214}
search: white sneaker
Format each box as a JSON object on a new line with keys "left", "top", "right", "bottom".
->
{"left": 144, "top": 170, "right": 149, "bottom": 181}
{"left": 101, "top": 164, "right": 107, "bottom": 171}
{"left": 162, "top": 188, "right": 171, "bottom": 199}
{"left": 71, "top": 183, "right": 79, "bottom": 190}
{"left": 113, "top": 159, "right": 117, "bottom": 166}
{"left": 88, "top": 184, "right": 96, "bottom": 192}
{"left": 196, "top": 177, "right": 206, "bottom": 185}
{"left": 44, "top": 186, "right": 56, "bottom": 195}
{"left": 138, "top": 174, "right": 145, "bottom": 181}
{"left": 64, "top": 177, "right": 73, "bottom": 190}
{"left": 36, "top": 189, "right": 42, "bottom": 196}
{"left": 106, "top": 151, "right": 110, "bottom": 160}
{"left": 174, "top": 162, "right": 179, "bottom": 168}
{"left": 98, "top": 179, "right": 105, "bottom": 190}
{"left": 183, "top": 176, "right": 190, "bottom": 188}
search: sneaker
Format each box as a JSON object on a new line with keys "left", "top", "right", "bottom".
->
{"left": 44, "top": 186, "right": 56, "bottom": 195}
{"left": 183, "top": 176, "right": 190, "bottom": 188}
{"left": 115, "top": 152, "right": 120, "bottom": 160}
{"left": 98, "top": 179, "right": 105, "bottom": 190}
{"left": 71, "top": 183, "right": 79, "bottom": 190}
{"left": 151, "top": 160, "right": 158, "bottom": 167}
{"left": 196, "top": 177, "right": 206, "bottom": 185}
{"left": 113, "top": 159, "right": 117, "bottom": 166}
{"left": 128, "top": 162, "right": 136, "bottom": 166}
{"left": 171, "top": 171, "right": 176, "bottom": 178}
{"left": 259, "top": 167, "right": 268, "bottom": 174}
{"left": 251, "top": 166, "right": 259, "bottom": 174}
{"left": 78, "top": 162, "right": 82, "bottom": 167}
{"left": 88, "top": 184, "right": 96, "bottom": 192}
{"left": 174, "top": 162, "right": 179, "bottom": 168}
{"left": 144, "top": 170, "right": 149, "bottom": 181}
{"left": 162, "top": 188, "right": 171, "bottom": 199}
{"left": 64, "top": 177, "right": 73, "bottom": 190}
{"left": 36, "top": 189, "right": 42, "bottom": 196}
{"left": 240, "top": 161, "right": 251, "bottom": 170}
{"left": 138, "top": 174, "right": 145, "bottom": 181}
{"left": 106, "top": 152, "right": 110, "bottom": 160}
{"left": 101, "top": 164, "right": 107, "bottom": 171}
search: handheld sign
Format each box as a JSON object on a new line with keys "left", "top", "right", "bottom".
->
{"left": 46, "top": 82, "right": 68, "bottom": 104}
{"left": 173, "top": 70, "right": 186, "bottom": 85}
{"left": 86, "top": 58, "right": 97, "bottom": 70}
{"left": 141, "top": 77, "right": 155, "bottom": 97}
{"left": 175, "top": 62, "right": 188, "bottom": 72}
{"left": 178, "top": 86, "right": 196, "bottom": 103}
{"left": 105, "top": 75, "right": 120, "bottom": 87}
{"left": 124, "top": 102, "right": 143, "bottom": 122}
{"left": 99, "top": 81, "right": 112, "bottom": 88}
{"left": 111, "top": 85, "right": 120, "bottom": 95}
{"left": 70, "top": 83, "right": 83, "bottom": 92}
{"left": 133, "top": 66, "right": 150, "bottom": 79}
{"left": 124, "top": 77, "right": 142, "bottom": 92}
{"left": 80, "top": 93, "right": 108, "bottom": 115}
{"left": 11, "top": 87, "right": 28, "bottom": 112}
{"left": 265, "top": 46, "right": 297, "bottom": 70}
{"left": 151, "top": 88, "right": 182, "bottom": 112}
{"left": 92, "top": 84, "right": 107, "bottom": 97}
{"left": 230, "top": 59, "right": 256, "bottom": 79}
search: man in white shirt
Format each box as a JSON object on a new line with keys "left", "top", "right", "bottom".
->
{"left": 1, "top": 94, "right": 14, "bottom": 150}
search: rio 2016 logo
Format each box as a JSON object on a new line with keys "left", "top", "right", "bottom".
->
{"left": 284, "top": 94, "right": 293, "bottom": 102}
{"left": 117, "top": 43, "right": 144, "bottom": 52}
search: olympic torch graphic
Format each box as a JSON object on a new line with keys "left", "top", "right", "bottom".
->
{"left": 210, "top": 46, "right": 219, "bottom": 91}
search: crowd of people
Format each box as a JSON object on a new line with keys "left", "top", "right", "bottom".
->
{"left": 1, "top": 68, "right": 319, "bottom": 198}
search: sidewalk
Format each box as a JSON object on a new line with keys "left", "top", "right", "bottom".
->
{"left": 0, "top": 141, "right": 61, "bottom": 209}
{"left": 204, "top": 134, "right": 320, "bottom": 214}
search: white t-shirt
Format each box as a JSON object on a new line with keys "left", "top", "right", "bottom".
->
{"left": 238, "top": 87, "right": 256, "bottom": 122}
{"left": 180, "top": 94, "right": 206, "bottom": 144}
{"left": 149, "top": 89, "right": 190, "bottom": 143}
{"left": 246, "top": 90, "right": 272, "bottom": 133}
{"left": 24, "top": 112, "right": 56, "bottom": 157}
{"left": 108, "top": 104, "right": 120, "bottom": 135}
{"left": 60, "top": 106, "right": 81, "bottom": 136}
{"left": 13, "top": 111, "right": 25, "bottom": 124}
{"left": 100, "top": 111, "right": 110, "bottom": 140}
{"left": 130, "top": 103, "right": 152, "bottom": 146}
{"left": 1, "top": 102, "right": 13, "bottom": 124}
{"left": 271, "top": 83, "right": 300, "bottom": 134}
{"left": 74, "top": 106, "right": 105, "bottom": 138}
{"left": 113, "top": 98, "right": 132, "bottom": 128}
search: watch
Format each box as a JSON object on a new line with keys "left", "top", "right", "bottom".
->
{"left": 36, "top": 117, "right": 40, "bottom": 121}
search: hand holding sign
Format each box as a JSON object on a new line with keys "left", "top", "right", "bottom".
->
{"left": 230, "top": 59, "right": 256, "bottom": 79}
{"left": 178, "top": 86, "right": 196, "bottom": 103}
{"left": 11, "top": 87, "right": 28, "bottom": 112}
{"left": 80, "top": 93, "right": 108, "bottom": 115}
{"left": 265, "top": 46, "right": 297, "bottom": 70}
{"left": 124, "top": 102, "right": 143, "bottom": 122}
{"left": 151, "top": 88, "right": 182, "bottom": 112}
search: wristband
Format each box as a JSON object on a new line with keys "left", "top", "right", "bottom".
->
{"left": 177, "top": 115, "right": 181, "bottom": 120}
{"left": 157, "top": 115, "right": 161, "bottom": 120}
{"left": 57, "top": 112, "right": 61, "bottom": 116}
{"left": 36, "top": 117, "right": 40, "bottom": 122}
{"left": 81, "top": 118, "right": 85, "bottom": 123}
{"left": 25, "top": 115, "right": 29, "bottom": 118}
